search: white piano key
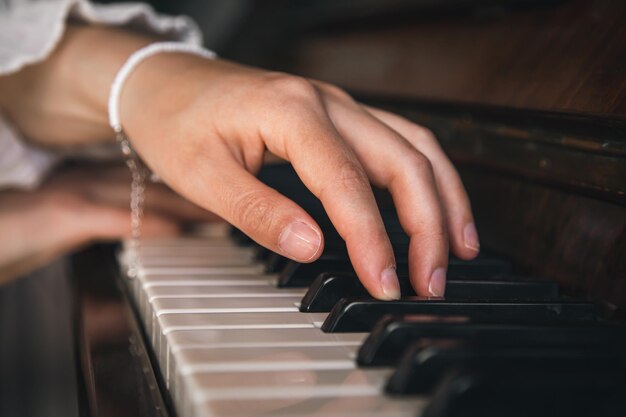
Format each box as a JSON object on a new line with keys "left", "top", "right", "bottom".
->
{"left": 153, "top": 297, "right": 302, "bottom": 314}
{"left": 142, "top": 285, "right": 304, "bottom": 321}
{"left": 139, "top": 264, "right": 266, "bottom": 276}
{"left": 188, "top": 368, "right": 392, "bottom": 393}
{"left": 176, "top": 345, "right": 357, "bottom": 374}
{"left": 155, "top": 312, "right": 328, "bottom": 368}
{"left": 164, "top": 328, "right": 367, "bottom": 384}
{"left": 180, "top": 369, "right": 394, "bottom": 416}
{"left": 146, "top": 285, "right": 304, "bottom": 300}
{"left": 168, "top": 328, "right": 365, "bottom": 351}
{"left": 172, "top": 345, "right": 358, "bottom": 406}
{"left": 137, "top": 246, "right": 255, "bottom": 257}
{"left": 138, "top": 254, "right": 256, "bottom": 267}
{"left": 191, "top": 392, "right": 426, "bottom": 417}
{"left": 138, "top": 274, "right": 275, "bottom": 287}
{"left": 150, "top": 298, "right": 302, "bottom": 343}
{"left": 132, "top": 237, "right": 236, "bottom": 247}
{"left": 136, "top": 275, "right": 277, "bottom": 314}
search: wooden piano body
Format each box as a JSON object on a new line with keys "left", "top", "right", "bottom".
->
{"left": 242, "top": 0, "right": 626, "bottom": 308}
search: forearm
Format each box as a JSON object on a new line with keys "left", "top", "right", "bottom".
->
{"left": 0, "top": 24, "right": 156, "bottom": 147}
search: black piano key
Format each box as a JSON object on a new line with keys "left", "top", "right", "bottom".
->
{"left": 299, "top": 272, "right": 559, "bottom": 312}
{"left": 322, "top": 297, "right": 599, "bottom": 333}
{"left": 300, "top": 272, "right": 404, "bottom": 311}
{"left": 279, "top": 251, "right": 513, "bottom": 287}
{"left": 358, "top": 316, "right": 626, "bottom": 366}
{"left": 277, "top": 258, "right": 353, "bottom": 288}
{"left": 277, "top": 258, "right": 410, "bottom": 288}
{"left": 386, "top": 343, "right": 625, "bottom": 395}
{"left": 423, "top": 365, "right": 626, "bottom": 417}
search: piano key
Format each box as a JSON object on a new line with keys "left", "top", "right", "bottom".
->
{"left": 165, "top": 329, "right": 367, "bottom": 388}
{"left": 172, "top": 345, "right": 360, "bottom": 409}
{"left": 180, "top": 369, "right": 404, "bottom": 417}
{"left": 187, "top": 368, "right": 392, "bottom": 396}
{"left": 358, "top": 315, "right": 626, "bottom": 366}
{"left": 150, "top": 297, "right": 303, "bottom": 343}
{"left": 137, "top": 246, "right": 257, "bottom": 257}
{"left": 279, "top": 253, "right": 514, "bottom": 288}
{"left": 143, "top": 285, "right": 304, "bottom": 318}
{"left": 130, "top": 237, "right": 238, "bottom": 248}
{"left": 446, "top": 254, "right": 513, "bottom": 277}
{"left": 386, "top": 343, "right": 625, "bottom": 395}
{"left": 178, "top": 369, "right": 397, "bottom": 414}
{"left": 138, "top": 253, "right": 257, "bottom": 267}
{"left": 278, "top": 259, "right": 409, "bottom": 288}
{"left": 155, "top": 312, "right": 329, "bottom": 367}
{"left": 423, "top": 363, "right": 626, "bottom": 417}
{"left": 134, "top": 275, "right": 278, "bottom": 316}
{"left": 300, "top": 273, "right": 560, "bottom": 312}
{"left": 191, "top": 392, "right": 426, "bottom": 417}
{"left": 152, "top": 297, "right": 303, "bottom": 315}
{"left": 322, "top": 297, "right": 599, "bottom": 332}
{"left": 278, "top": 258, "right": 356, "bottom": 288}
{"left": 138, "top": 264, "right": 266, "bottom": 276}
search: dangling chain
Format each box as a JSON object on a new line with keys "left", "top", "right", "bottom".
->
{"left": 116, "top": 127, "right": 148, "bottom": 278}
{"left": 108, "top": 42, "right": 217, "bottom": 278}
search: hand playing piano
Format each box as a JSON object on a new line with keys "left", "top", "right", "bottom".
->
{"left": 0, "top": 26, "right": 480, "bottom": 299}
{"left": 0, "top": 164, "right": 217, "bottom": 284}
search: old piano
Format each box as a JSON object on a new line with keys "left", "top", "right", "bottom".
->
{"left": 1, "top": 0, "right": 625, "bottom": 416}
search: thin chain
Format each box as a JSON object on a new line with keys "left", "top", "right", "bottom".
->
{"left": 116, "top": 128, "right": 148, "bottom": 278}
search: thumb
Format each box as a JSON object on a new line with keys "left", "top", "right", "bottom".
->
{"left": 70, "top": 203, "right": 180, "bottom": 243}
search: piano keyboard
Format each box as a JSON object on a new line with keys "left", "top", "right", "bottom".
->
{"left": 121, "top": 225, "right": 626, "bottom": 417}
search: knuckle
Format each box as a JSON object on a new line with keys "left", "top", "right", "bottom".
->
{"left": 416, "top": 126, "right": 437, "bottom": 141}
{"left": 404, "top": 150, "right": 434, "bottom": 176}
{"left": 266, "top": 74, "right": 320, "bottom": 103}
{"left": 336, "top": 162, "right": 369, "bottom": 191}
{"left": 411, "top": 224, "right": 448, "bottom": 246}
{"left": 230, "top": 189, "right": 279, "bottom": 236}
{"left": 318, "top": 82, "right": 352, "bottom": 101}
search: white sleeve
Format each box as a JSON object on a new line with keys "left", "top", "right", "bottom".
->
{"left": 0, "top": 0, "right": 204, "bottom": 190}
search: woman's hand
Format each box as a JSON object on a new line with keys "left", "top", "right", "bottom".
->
{"left": 0, "top": 25, "right": 479, "bottom": 299}
{"left": 120, "top": 56, "right": 480, "bottom": 299}
{"left": 0, "top": 164, "right": 217, "bottom": 284}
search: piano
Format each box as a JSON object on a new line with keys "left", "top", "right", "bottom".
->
{"left": 3, "top": 1, "right": 625, "bottom": 416}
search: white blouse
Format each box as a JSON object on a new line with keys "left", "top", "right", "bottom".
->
{"left": 0, "top": 0, "right": 202, "bottom": 190}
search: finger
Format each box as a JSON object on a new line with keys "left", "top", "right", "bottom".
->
{"left": 319, "top": 91, "right": 449, "bottom": 296}
{"left": 173, "top": 149, "right": 325, "bottom": 264}
{"left": 68, "top": 203, "right": 180, "bottom": 243}
{"left": 365, "top": 106, "right": 479, "bottom": 260}
{"left": 258, "top": 79, "right": 398, "bottom": 300}
{"left": 50, "top": 165, "right": 219, "bottom": 222}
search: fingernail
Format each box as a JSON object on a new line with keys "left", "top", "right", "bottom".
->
{"left": 380, "top": 267, "right": 401, "bottom": 300}
{"left": 428, "top": 267, "right": 447, "bottom": 297}
{"left": 279, "top": 221, "right": 321, "bottom": 262}
{"left": 463, "top": 222, "right": 480, "bottom": 252}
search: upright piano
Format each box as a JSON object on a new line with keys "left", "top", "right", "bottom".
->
{"left": 4, "top": 1, "right": 625, "bottom": 417}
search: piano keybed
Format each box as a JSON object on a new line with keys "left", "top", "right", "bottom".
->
{"left": 121, "top": 225, "right": 626, "bottom": 417}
